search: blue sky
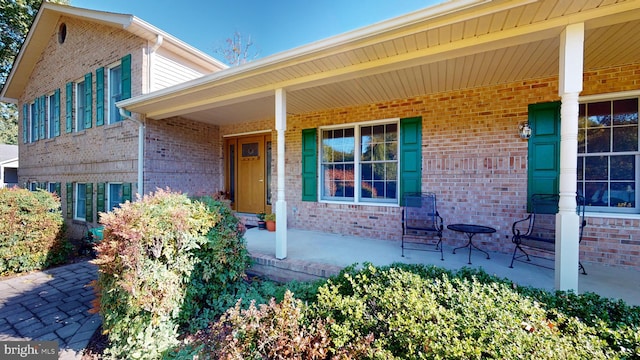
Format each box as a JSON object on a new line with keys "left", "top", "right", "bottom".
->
{"left": 71, "top": 0, "right": 441, "bottom": 62}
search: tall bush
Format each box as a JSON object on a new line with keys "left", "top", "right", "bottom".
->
{"left": 0, "top": 187, "right": 70, "bottom": 275}
{"left": 91, "top": 188, "right": 218, "bottom": 359}
{"left": 179, "top": 195, "right": 251, "bottom": 328}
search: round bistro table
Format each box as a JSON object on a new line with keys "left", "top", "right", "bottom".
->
{"left": 447, "top": 223, "right": 496, "bottom": 264}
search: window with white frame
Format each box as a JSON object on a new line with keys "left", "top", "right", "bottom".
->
{"left": 47, "top": 182, "right": 59, "bottom": 195}
{"left": 75, "top": 79, "right": 86, "bottom": 131}
{"left": 28, "top": 182, "right": 37, "bottom": 191}
{"left": 46, "top": 93, "right": 55, "bottom": 138}
{"left": 75, "top": 183, "right": 87, "bottom": 220}
{"left": 321, "top": 120, "right": 399, "bottom": 204}
{"left": 578, "top": 97, "right": 639, "bottom": 213}
{"left": 109, "top": 63, "right": 122, "bottom": 124}
{"left": 29, "top": 101, "right": 37, "bottom": 142}
{"left": 108, "top": 183, "right": 123, "bottom": 211}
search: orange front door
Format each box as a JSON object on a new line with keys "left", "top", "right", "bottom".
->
{"left": 236, "top": 136, "right": 266, "bottom": 213}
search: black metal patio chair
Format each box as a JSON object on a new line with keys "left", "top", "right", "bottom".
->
{"left": 510, "top": 194, "right": 587, "bottom": 274}
{"left": 401, "top": 192, "right": 444, "bottom": 260}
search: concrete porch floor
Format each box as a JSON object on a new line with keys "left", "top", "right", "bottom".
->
{"left": 245, "top": 227, "right": 640, "bottom": 307}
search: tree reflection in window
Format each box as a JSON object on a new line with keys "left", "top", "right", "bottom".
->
{"left": 321, "top": 122, "right": 398, "bottom": 203}
{"left": 361, "top": 123, "right": 397, "bottom": 200}
{"left": 578, "top": 98, "right": 638, "bottom": 210}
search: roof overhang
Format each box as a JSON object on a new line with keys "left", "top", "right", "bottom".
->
{"left": 0, "top": 2, "right": 227, "bottom": 102}
{"left": 118, "top": 0, "right": 640, "bottom": 126}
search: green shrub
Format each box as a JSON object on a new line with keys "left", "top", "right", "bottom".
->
{"left": 188, "top": 290, "right": 379, "bottom": 359}
{"left": 312, "top": 264, "right": 621, "bottom": 359}
{"left": 91, "top": 188, "right": 218, "bottom": 359}
{"left": 0, "top": 187, "right": 70, "bottom": 275}
{"left": 389, "top": 263, "right": 640, "bottom": 358}
{"left": 179, "top": 195, "right": 252, "bottom": 329}
{"left": 173, "top": 263, "right": 638, "bottom": 359}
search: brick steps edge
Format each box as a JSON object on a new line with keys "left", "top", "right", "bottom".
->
{"left": 248, "top": 252, "right": 343, "bottom": 283}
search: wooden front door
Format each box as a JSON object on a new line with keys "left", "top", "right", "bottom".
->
{"left": 234, "top": 136, "right": 267, "bottom": 213}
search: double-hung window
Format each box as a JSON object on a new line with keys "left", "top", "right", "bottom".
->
{"left": 321, "top": 120, "right": 399, "bottom": 204}
{"left": 578, "top": 97, "right": 639, "bottom": 213}
{"left": 109, "top": 64, "right": 123, "bottom": 124}
{"left": 75, "top": 183, "right": 87, "bottom": 220}
{"left": 108, "top": 183, "right": 123, "bottom": 211}
{"left": 46, "top": 93, "right": 55, "bottom": 138}
{"left": 29, "top": 102, "right": 37, "bottom": 142}
{"left": 75, "top": 80, "right": 86, "bottom": 131}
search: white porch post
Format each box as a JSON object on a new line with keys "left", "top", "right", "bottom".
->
{"left": 275, "top": 88, "right": 288, "bottom": 259}
{"left": 556, "top": 23, "right": 584, "bottom": 291}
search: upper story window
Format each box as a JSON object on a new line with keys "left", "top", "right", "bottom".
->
{"left": 578, "top": 97, "right": 639, "bottom": 213}
{"left": 75, "top": 79, "right": 87, "bottom": 131}
{"left": 29, "top": 102, "right": 37, "bottom": 142}
{"left": 46, "top": 93, "right": 56, "bottom": 138}
{"left": 321, "top": 120, "right": 399, "bottom": 204}
{"left": 109, "top": 63, "right": 123, "bottom": 124}
{"left": 58, "top": 23, "right": 67, "bottom": 44}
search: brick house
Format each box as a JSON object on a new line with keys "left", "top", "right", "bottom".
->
{"left": 0, "top": 3, "right": 226, "bottom": 238}
{"left": 2, "top": 1, "right": 640, "bottom": 289}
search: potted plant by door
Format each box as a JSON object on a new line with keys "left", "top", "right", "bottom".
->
{"left": 264, "top": 213, "right": 276, "bottom": 232}
{"left": 257, "top": 212, "right": 266, "bottom": 230}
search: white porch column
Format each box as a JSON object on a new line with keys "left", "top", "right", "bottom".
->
{"left": 556, "top": 23, "right": 584, "bottom": 291}
{"left": 275, "top": 88, "right": 288, "bottom": 259}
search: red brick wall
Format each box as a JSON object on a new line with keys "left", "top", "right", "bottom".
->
{"left": 17, "top": 17, "right": 147, "bottom": 238}
{"left": 144, "top": 117, "right": 222, "bottom": 196}
{"left": 223, "top": 63, "right": 640, "bottom": 271}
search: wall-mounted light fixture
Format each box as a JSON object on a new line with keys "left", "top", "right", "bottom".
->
{"left": 519, "top": 122, "right": 532, "bottom": 140}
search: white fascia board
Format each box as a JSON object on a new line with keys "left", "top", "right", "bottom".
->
{"left": 118, "top": 0, "right": 499, "bottom": 110}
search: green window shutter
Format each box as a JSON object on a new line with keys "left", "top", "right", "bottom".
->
{"left": 54, "top": 89, "right": 61, "bottom": 136}
{"left": 399, "top": 116, "right": 423, "bottom": 205}
{"left": 66, "top": 182, "right": 73, "bottom": 219}
{"left": 84, "top": 72, "right": 93, "bottom": 129}
{"left": 39, "top": 95, "right": 45, "bottom": 139}
{"left": 22, "top": 104, "right": 28, "bottom": 143}
{"left": 54, "top": 182, "right": 61, "bottom": 197}
{"left": 96, "top": 67, "right": 104, "bottom": 126}
{"left": 301, "top": 128, "right": 317, "bottom": 201}
{"left": 123, "top": 183, "right": 132, "bottom": 202}
{"left": 85, "top": 183, "right": 93, "bottom": 222}
{"left": 121, "top": 54, "right": 131, "bottom": 100}
{"left": 97, "top": 182, "right": 105, "bottom": 214}
{"left": 527, "top": 101, "right": 561, "bottom": 213}
{"left": 65, "top": 82, "right": 73, "bottom": 133}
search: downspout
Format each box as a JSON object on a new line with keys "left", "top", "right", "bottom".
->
{"left": 119, "top": 108, "right": 144, "bottom": 196}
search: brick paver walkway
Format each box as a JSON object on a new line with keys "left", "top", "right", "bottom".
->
{"left": 0, "top": 261, "right": 100, "bottom": 359}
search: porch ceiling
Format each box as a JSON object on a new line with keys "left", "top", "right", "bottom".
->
{"left": 120, "top": 0, "right": 640, "bottom": 126}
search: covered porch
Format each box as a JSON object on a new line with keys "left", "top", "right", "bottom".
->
{"left": 244, "top": 227, "right": 640, "bottom": 307}
{"left": 118, "top": 0, "right": 640, "bottom": 296}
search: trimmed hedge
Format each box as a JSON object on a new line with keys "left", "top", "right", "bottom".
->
{"left": 0, "top": 187, "right": 70, "bottom": 275}
{"left": 184, "top": 263, "right": 639, "bottom": 359}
